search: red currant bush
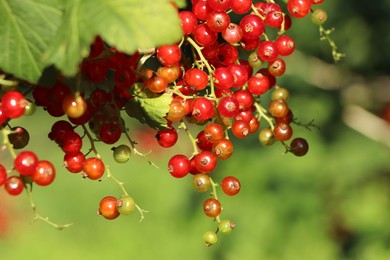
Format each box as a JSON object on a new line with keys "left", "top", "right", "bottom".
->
{"left": 0, "top": 0, "right": 343, "bottom": 245}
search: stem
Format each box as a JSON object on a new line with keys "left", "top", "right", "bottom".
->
{"left": 81, "top": 125, "right": 101, "bottom": 158}
{"left": 186, "top": 37, "right": 216, "bottom": 99}
{"left": 254, "top": 103, "right": 275, "bottom": 130}
{"left": 178, "top": 120, "right": 199, "bottom": 157}
{"left": 82, "top": 125, "right": 149, "bottom": 222}
{"left": 292, "top": 118, "right": 320, "bottom": 131}
{"left": 26, "top": 184, "right": 73, "bottom": 230}
{"left": 105, "top": 165, "right": 128, "bottom": 196}
{"left": 135, "top": 204, "right": 149, "bottom": 223}
{"left": 251, "top": 4, "right": 265, "bottom": 20}
{"left": 319, "top": 25, "right": 346, "bottom": 62}
{"left": 2, "top": 128, "right": 17, "bottom": 159}
{"left": 123, "top": 130, "right": 160, "bottom": 169}
{"left": 209, "top": 177, "right": 221, "bottom": 223}
{"left": 0, "top": 74, "right": 18, "bottom": 87}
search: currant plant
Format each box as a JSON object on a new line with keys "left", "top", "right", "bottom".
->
{"left": 0, "top": 0, "right": 342, "bottom": 245}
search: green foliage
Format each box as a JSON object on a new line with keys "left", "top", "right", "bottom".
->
{"left": 126, "top": 84, "right": 173, "bottom": 130}
{"left": 0, "top": 0, "right": 62, "bottom": 83}
{"left": 0, "top": 0, "right": 183, "bottom": 83}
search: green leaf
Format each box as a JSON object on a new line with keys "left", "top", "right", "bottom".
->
{"left": 173, "top": 0, "right": 186, "bottom": 8}
{"left": 126, "top": 84, "right": 172, "bottom": 130}
{"left": 43, "top": 0, "right": 93, "bottom": 76}
{"left": 81, "top": 0, "right": 183, "bottom": 55}
{"left": 0, "top": 0, "right": 63, "bottom": 83}
{"left": 45, "top": 0, "right": 183, "bottom": 77}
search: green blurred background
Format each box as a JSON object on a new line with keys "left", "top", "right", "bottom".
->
{"left": 1, "top": 1, "right": 390, "bottom": 259}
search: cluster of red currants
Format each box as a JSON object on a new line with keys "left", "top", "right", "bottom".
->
{"left": 146, "top": 0, "right": 320, "bottom": 245}
{"left": 0, "top": 90, "right": 56, "bottom": 195}
{"left": 0, "top": 0, "right": 327, "bottom": 243}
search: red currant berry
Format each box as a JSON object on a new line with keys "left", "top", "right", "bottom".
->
{"left": 247, "top": 73, "right": 270, "bottom": 96}
{"left": 49, "top": 120, "right": 74, "bottom": 144}
{"left": 213, "top": 67, "right": 234, "bottom": 90}
{"left": 194, "top": 24, "right": 218, "bottom": 47}
{"left": 0, "top": 164, "right": 7, "bottom": 186}
{"left": 8, "top": 127, "right": 30, "bottom": 149}
{"left": 168, "top": 154, "right": 190, "bottom": 178}
{"left": 184, "top": 68, "right": 209, "bottom": 91}
{"left": 192, "top": 97, "right": 214, "bottom": 121}
{"left": 156, "top": 127, "right": 178, "bottom": 148}
{"left": 206, "top": 11, "right": 230, "bottom": 32}
{"left": 83, "top": 157, "right": 105, "bottom": 180}
{"left": 269, "top": 99, "right": 289, "bottom": 118}
{"left": 290, "top": 137, "right": 309, "bottom": 156}
{"left": 194, "top": 151, "right": 217, "bottom": 173}
{"left": 99, "top": 122, "right": 122, "bottom": 144}
{"left": 166, "top": 99, "right": 185, "bottom": 122}
{"left": 273, "top": 123, "right": 293, "bottom": 141}
{"left": 196, "top": 130, "right": 214, "bottom": 151}
{"left": 179, "top": 11, "right": 198, "bottom": 35}
{"left": 60, "top": 131, "right": 83, "bottom": 155}
{"left": 145, "top": 75, "right": 168, "bottom": 93}
{"left": 207, "top": 0, "right": 231, "bottom": 12}
{"left": 62, "top": 94, "right": 87, "bottom": 118}
{"left": 192, "top": 0, "right": 210, "bottom": 21}
{"left": 233, "top": 90, "right": 254, "bottom": 110}
{"left": 4, "top": 176, "right": 24, "bottom": 196}
{"left": 14, "top": 150, "right": 39, "bottom": 176}
{"left": 212, "top": 138, "right": 233, "bottom": 160}
{"left": 231, "top": 0, "right": 252, "bottom": 14}
{"left": 268, "top": 58, "right": 286, "bottom": 77}
{"left": 257, "top": 41, "right": 279, "bottom": 62}
{"left": 217, "top": 44, "right": 238, "bottom": 66}
{"left": 156, "top": 44, "right": 181, "bottom": 67}
{"left": 98, "top": 196, "right": 120, "bottom": 220}
{"left": 203, "top": 198, "right": 221, "bottom": 218}
{"left": 204, "top": 123, "right": 224, "bottom": 143}
{"left": 64, "top": 151, "right": 86, "bottom": 173}
{"left": 275, "top": 35, "right": 295, "bottom": 56}
{"left": 232, "top": 120, "right": 250, "bottom": 138}
{"left": 1, "top": 90, "right": 26, "bottom": 119}
{"left": 222, "top": 23, "right": 243, "bottom": 44}
{"left": 239, "top": 14, "right": 264, "bottom": 40}
{"left": 218, "top": 96, "right": 240, "bottom": 118}
{"left": 228, "top": 64, "right": 248, "bottom": 88}
{"left": 287, "top": 0, "right": 312, "bottom": 18}
{"left": 157, "top": 64, "right": 181, "bottom": 83}
{"left": 221, "top": 176, "right": 241, "bottom": 196}
{"left": 32, "top": 160, "right": 56, "bottom": 186}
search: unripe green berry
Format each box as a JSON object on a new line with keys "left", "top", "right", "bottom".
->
{"left": 192, "top": 173, "right": 211, "bottom": 192}
{"left": 248, "top": 52, "right": 264, "bottom": 68}
{"left": 311, "top": 8, "right": 328, "bottom": 25}
{"left": 203, "top": 231, "right": 218, "bottom": 246}
{"left": 218, "top": 219, "right": 235, "bottom": 234}
{"left": 271, "top": 87, "right": 290, "bottom": 101}
{"left": 112, "top": 144, "right": 131, "bottom": 163}
{"left": 117, "top": 195, "right": 136, "bottom": 215}
{"left": 259, "top": 128, "right": 276, "bottom": 146}
{"left": 24, "top": 100, "right": 37, "bottom": 116}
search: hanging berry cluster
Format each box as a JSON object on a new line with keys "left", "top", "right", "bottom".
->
{"left": 0, "top": 0, "right": 339, "bottom": 245}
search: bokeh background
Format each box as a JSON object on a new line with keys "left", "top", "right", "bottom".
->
{"left": 1, "top": 1, "right": 390, "bottom": 259}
